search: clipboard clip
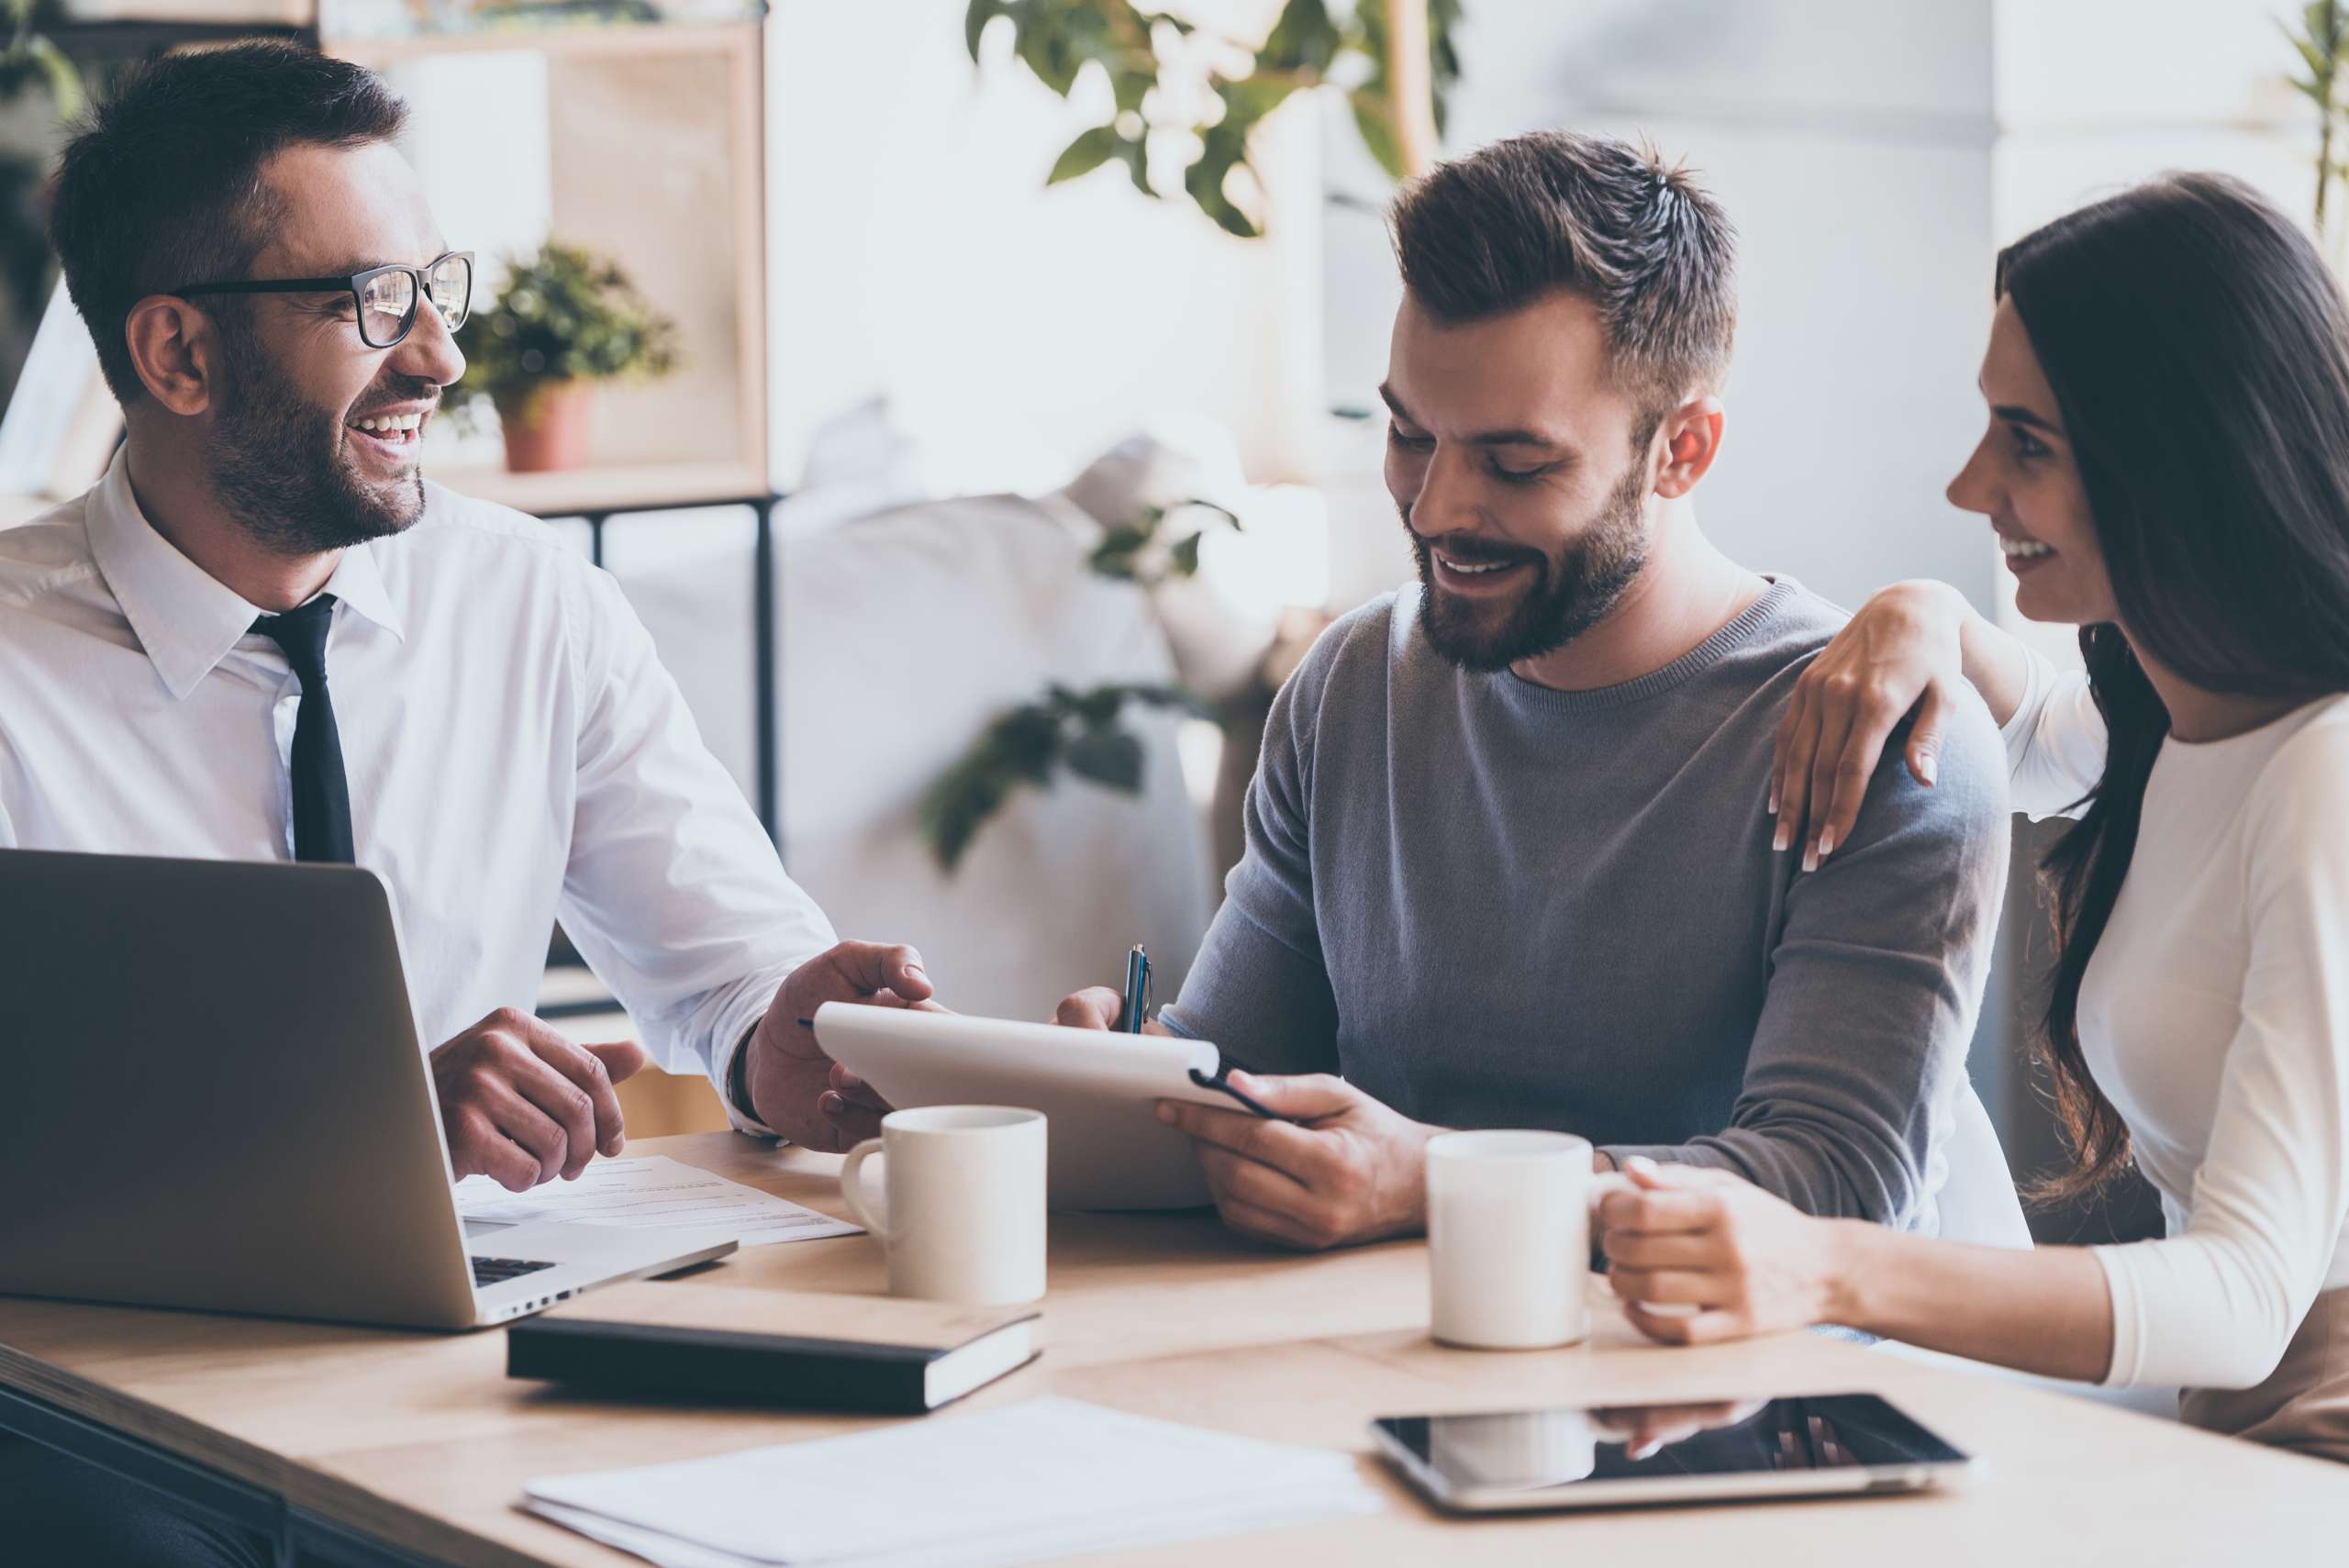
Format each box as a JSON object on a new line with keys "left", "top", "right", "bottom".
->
{"left": 1186, "top": 1062, "right": 1296, "bottom": 1122}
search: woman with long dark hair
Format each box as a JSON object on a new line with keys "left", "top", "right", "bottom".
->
{"left": 1598, "top": 172, "right": 2349, "bottom": 1462}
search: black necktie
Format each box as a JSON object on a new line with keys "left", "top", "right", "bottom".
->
{"left": 251, "top": 595, "right": 355, "bottom": 864}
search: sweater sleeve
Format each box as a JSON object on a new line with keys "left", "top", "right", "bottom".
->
{"left": 1602, "top": 686, "right": 2012, "bottom": 1227}
{"left": 2092, "top": 721, "right": 2349, "bottom": 1390}
{"left": 1158, "top": 628, "right": 1342, "bottom": 1075}
{"left": 2001, "top": 648, "right": 2107, "bottom": 821}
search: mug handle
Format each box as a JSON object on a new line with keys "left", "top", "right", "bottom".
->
{"left": 1588, "top": 1171, "right": 1634, "bottom": 1207}
{"left": 839, "top": 1138, "right": 893, "bottom": 1243}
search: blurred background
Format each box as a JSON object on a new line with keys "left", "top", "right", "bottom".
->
{"left": 0, "top": 0, "right": 2335, "bottom": 1240}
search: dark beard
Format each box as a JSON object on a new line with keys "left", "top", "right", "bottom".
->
{"left": 1408, "top": 458, "right": 1652, "bottom": 672}
{"left": 208, "top": 326, "right": 432, "bottom": 555}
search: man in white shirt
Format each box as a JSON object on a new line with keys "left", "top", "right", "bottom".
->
{"left": 0, "top": 42, "right": 893, "bottom": 1566}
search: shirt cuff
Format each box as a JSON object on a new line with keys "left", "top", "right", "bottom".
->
{"left": 712, "top": 991, "right": 786, "bottom": 1141}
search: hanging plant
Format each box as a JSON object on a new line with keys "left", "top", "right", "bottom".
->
{"left": 918, "top": 499, "right": 1243, "bottom": 872}
{"left": 964, "top": 0, "right": 1462, "bottom": 238}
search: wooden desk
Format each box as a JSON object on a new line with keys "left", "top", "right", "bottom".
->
{"left": 2, "top": 1133, "right": 2340, "bottom": 1565}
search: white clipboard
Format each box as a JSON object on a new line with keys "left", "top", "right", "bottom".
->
{"left": 811, "top": 1004, "right": 1269, "bottom": 1210}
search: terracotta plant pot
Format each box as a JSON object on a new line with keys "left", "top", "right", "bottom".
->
{"left": 495, "top": 382, "right": 596, "bottom": 473}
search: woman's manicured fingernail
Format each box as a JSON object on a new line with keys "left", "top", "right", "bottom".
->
{"left": 819, "top": 1092, "right": 844, "bottom": 1115}
{"left": 1918, "top": 754, "right": 1937, "bottom": 786}
{"left": 1766, "top": 788, "right": 1778, "bottom": 816}
{"left": 1801, "top": 844, "right": 1819, "bottom": 873}
{"left": 1772, "top": 823, "right": 1790, "bottom": 852}
{"left": 1818, "top": 828, "right": 1837, "bottom": 858}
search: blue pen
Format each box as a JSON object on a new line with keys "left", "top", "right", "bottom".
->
{"left": 1119, "top": 944, "right": 1151, "bottom": 1033}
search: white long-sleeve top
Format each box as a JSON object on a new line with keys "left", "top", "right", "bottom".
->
{"left": 0, "top": 450, "right": 834, "bottom": 1133}
{"left": 2002, "top": 652, "right": 2349, "bottom": 1389}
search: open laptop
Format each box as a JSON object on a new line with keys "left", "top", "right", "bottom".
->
{"left": 0, "top": 850, "right": 738, "bottom": 1330}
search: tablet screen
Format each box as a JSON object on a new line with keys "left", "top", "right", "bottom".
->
{"left": 1376, "top": 1394, "right": 1967, "bottom": 1494}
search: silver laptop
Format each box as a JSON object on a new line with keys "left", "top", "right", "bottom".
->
{"left": 0, "top": 850, "right": 737, "bottom": 1330}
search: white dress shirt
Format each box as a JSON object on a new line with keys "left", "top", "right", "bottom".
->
{"left": 2005, "top": 653, "right": 2349, "bottom": 1390}
{"left": 0, "top": 450, "right": 833, "bottom": 1133}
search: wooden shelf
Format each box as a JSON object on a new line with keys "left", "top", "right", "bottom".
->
{"left": 431, "top": 459, "right": 770, "bottom": 517}
{"left": 323, "top": 18, "right": 771, "bottom": 501}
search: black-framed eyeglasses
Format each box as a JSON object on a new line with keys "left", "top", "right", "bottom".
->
{"left": 172, "top": 251, "right": 474, "bottom": 350}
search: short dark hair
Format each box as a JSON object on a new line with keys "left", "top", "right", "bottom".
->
{"left": 47, "top": 41, "right": 408, "bottom": 405}
{"left": 1388, "top": 131, "right": 1738, "bottom": 419}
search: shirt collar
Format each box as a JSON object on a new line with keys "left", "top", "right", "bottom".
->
{"left": 321, "top": 530, "right": 405, "bottom": 645}
{"left": 84, "top": 448, "right": 407, "bottom": 701}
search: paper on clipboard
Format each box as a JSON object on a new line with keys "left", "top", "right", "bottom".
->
{"left": 811, "top": 1005, "right": 1246, "bottom": 1210}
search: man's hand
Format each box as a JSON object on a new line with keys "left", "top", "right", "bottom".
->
{"left": 430, "top": 1008, "right": 646, "bottom": 1193}
{"left": 743, "top": 940, "right": 934, "bottom": 1152}
{"left": 1598, "top": 1156, "right": 1848, "bottom": 1345}
{"left": 1156, "top": 1073, "right": 1438, "bottom": 1251}
{"left": 1053, "top": 985, "right": 1171, "bottom": 1035}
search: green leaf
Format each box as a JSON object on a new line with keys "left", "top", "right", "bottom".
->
{"left": 1087, "top": 521, "right": 1152, "bottom": 578}
{"left": 918, "top": 700, "right": 1067, "bottom": 873}
{"left": 1167, "top": 530, "right": 1204, "bottom": 577}
{"left": 1126, "top": 683, "right": 1212, "bottom": 717}
{"left": 964, "top": 0, "right": 1005, "bottom": 63}
{"left": 24, "top": 36, "right": 83, "bottom": 123}
{"left": 1049, "top": 125, "right": 1122, "bottom": 184}
{"left": 1119, "top": 134, "right": 1153, "bottom": 196}
{"left": 1017, "top": 18, "right": 1084, "bottom": 95}
{"left": 1348, "top": 88, "right": 1406, "bottom": 181}
{"left": 1186, "top": 131, "right": 1264, "bottom": 239}
{"left": 1174, "top": 497, "right": 1241, "bottom": 531}
{"left": 1064, "top": 725, "right": 1146, "bottom": 793}
{"left": 1262, "top": 0, "right": 1341, "bottom": 72}
{"left": 1070, "top": 684, "right": 1127, "bottom": 726}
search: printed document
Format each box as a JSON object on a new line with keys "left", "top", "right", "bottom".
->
{"left": 455, "top": 1155, "right": 860, "bottom": 1247}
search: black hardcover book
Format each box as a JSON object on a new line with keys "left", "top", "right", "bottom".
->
{"left": 507, "top": 1282, "right": 1041, "bottom": 1415}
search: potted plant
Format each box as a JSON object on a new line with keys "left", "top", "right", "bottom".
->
{"left": 451, "top": 241, "right": 680, "bottom": 473}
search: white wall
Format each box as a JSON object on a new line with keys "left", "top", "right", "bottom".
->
{"left": 1319, "top": 0, "right": 2004, "bottom": 620}
{"left": 1988, "top": 0, "right": 2318, "bottom": 662}
{"left": 764, "top": 0, "right": 1326, "bottom": 494}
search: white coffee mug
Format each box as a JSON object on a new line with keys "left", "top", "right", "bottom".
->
{"left": 1425, "top": 1129, "right": 1616, "bottom": 1350}
{"left": 840, "top": 1106, "right": 1047, "bottom": 1306}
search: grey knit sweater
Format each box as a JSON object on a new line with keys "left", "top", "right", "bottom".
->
{"left": 1163, "top": 579, "right": 2013, "bottom": 1232}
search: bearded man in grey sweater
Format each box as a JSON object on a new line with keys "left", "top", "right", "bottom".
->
{"left": 838, "top": 132, "right": 2023, "bottom": 1253}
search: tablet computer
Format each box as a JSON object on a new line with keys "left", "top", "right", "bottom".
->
{"left": 811, "top": 1004, "right": 1271, "bottom": 1210}
{"left": 1371, "top": 1394, "right": 1977, "bottom": 1513}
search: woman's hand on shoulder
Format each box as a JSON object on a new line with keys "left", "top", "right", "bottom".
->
{"left": 1770, "top": 581, "right": 1971, "bottom": 871}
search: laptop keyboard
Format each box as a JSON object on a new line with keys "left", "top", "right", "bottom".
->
{"left": 471, "top": 1255, "right": 558, "bottom": 1288}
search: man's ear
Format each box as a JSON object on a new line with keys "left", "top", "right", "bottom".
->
{"left": 122, "top": 295, "right": 220, "bottom": 417}
{"left": 1652, "top": 394, "right": 1725, "bottom": 499}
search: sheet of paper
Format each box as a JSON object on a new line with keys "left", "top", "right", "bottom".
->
{"left": 526, "top": 1489, "right": 1382, "bottom": 1568}
{"left": 455, "top": 1155, "right": 860, "bottom": 1247}
{"left": 522, "top": 1396, "right": 1384, "bottom": 1567}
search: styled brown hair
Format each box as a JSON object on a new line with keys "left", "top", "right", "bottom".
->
{"left": 1386, "top": 130, "right": 1738, "bottom": 426}
{"left": 47, "top": 41, "right": 408, "bottom": 405}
